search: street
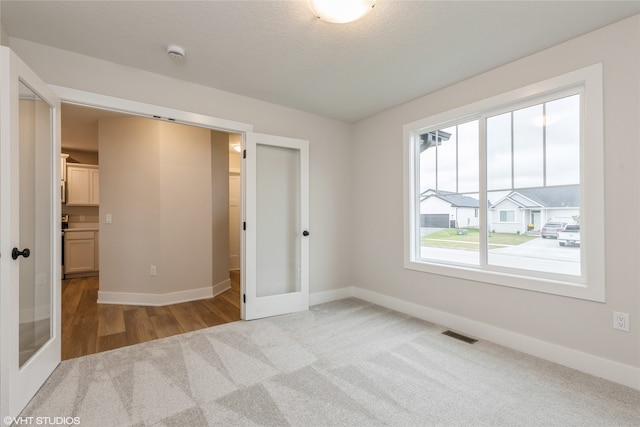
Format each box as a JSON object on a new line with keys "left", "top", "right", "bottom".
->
{"left": 419, "top": 233, "right": 580, "bottom": 276}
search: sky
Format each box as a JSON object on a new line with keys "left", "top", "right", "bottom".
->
{"left": 419, "top": 94, "right": 580, "bottom": 202}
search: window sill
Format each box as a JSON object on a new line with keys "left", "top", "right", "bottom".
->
{"left": 405, "top": 259, "right": 604, "bottom": 302}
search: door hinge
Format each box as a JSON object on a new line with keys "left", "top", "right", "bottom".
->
{"left": 243, "top": 149, "right": 246, "bottom": 159}
{"left": 243, "top": 222, "right": 246, "bottom": 231}
{"left": 243, "top": 293, "right": 246, "bottom": 304}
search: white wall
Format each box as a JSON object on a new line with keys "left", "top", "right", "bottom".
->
{"left": 456, "top": 207, "right": 479, "bottom": 229}
{"left": 420, "top": 196, "right": 452, "bottom": 216}
{"left": 490, "top": 199, "right": 522, "bottom": 234}
{"left": 546, "top": 209, "right": 580, "bottom": 225}
{"left": 421, "top": 197, "right": 479, "bottom": 229}
{"left": 352, "top": 15, "right": 639, "bottom": 370}
{"left": 9, "top": 36, "right": 354, "bottom": 296}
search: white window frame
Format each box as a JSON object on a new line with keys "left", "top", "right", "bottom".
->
{"left": 403, "top": 64, "right": 605, "bottom": 302}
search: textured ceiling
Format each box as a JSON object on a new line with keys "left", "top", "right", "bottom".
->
{"left": 2, "top": 1, "right": 639, "bottom": 122}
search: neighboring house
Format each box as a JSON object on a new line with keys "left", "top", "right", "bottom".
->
{"left": 420, "top": 190, "right": 481, "bottom": 228}
{"left": 489, "top": 185, "right": 580, "bottom": 234}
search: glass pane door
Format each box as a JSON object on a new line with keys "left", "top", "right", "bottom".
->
{"left": 256, "top": 144, "right": 301, "bottom": 297}
{"left": 18, "top": 81, "right": 53, "bottom": 366}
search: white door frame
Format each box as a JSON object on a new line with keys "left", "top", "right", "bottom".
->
{"left": 51, "top": 86, "right": 253, "bottom": 136}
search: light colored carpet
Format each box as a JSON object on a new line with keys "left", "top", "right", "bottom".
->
{"left": 19, "top": 298, "right": 640, "bottom": 426}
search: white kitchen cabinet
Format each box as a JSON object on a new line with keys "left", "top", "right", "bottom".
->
{"left": 89, "top": 168, "right": 99, "bottom": 205}
{"left": 66, "top": 164, "right": 99, "bottom": 206}
{"left": 64, "top": 230, "right": 97, "bottom": 274}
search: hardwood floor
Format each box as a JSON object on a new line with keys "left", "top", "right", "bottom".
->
{"left": 61, "top": 271, "right": 241, "bottom": 360}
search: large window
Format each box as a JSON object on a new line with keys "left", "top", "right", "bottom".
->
{"left": 404, "top": 65, "right": 605, "bottom": 301}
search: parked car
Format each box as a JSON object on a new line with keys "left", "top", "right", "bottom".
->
{"left": 558, "top": 224, "right": 580, "bottom": 247}
{"left": 541, "top": 221, "right": 567, "bottom": 238}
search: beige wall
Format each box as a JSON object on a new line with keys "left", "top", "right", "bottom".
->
{"left": 352, "top": 15, "right": 640, "bottom": 368}
{"left": 98, "top": 117, "right": 162, "bottom": 294}
{"left": 210, "top": 130, "right": 231, "bottom": 287}
{"left": 62, "top": 114, "right": 98, "bottom": 153}
{"left": 0, "top": 21, "right": 8, "bottom": 47}
{"left": 98, "top": 116, "right": 223, "bottom": 296}
{"left": 0, "top": 10, "right": 8, "bottom": 47}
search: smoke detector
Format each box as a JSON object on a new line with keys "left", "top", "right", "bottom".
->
{"left": 167, "top": 44, "right": 185, "bottom": 59}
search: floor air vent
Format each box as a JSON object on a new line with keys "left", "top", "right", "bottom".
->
{"left": 442, "top": 330, "right": 478, "bottom": 344}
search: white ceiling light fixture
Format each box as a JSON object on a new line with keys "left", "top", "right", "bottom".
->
{"left": 309, "top": 0, "right": 376, "bottom": 24}
{"left": 167, "top": 44, "right": 186, "bottom": 59}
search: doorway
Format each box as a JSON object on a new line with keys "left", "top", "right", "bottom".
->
{"left": 60, "top": 103, "right": 243, "bottom": 359}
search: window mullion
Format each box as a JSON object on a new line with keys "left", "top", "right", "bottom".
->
{"left": 510, "top": 111, "right": 514, "bottom": 190}
{"left": 542, "top": 102, "right": 547, "bottom": 187}
{"left": 434, "top": 138, "right": 438, "bottom": 192}
{"left": 479, "top": 115, "right": 488, "bottom": 267}
{"left": 455, "top": 125, "right": 459, "bottom": 193}
{"left": 413, "top": 133, "right": 422, "bottom": 260}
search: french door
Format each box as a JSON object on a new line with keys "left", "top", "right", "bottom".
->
{"left": 0, "top": 47, "right": 61, "bottom": 420}
{"left": 243, "top": 133, "right": 309, "bottom": 320}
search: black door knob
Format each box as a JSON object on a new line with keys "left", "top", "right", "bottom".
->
{"left": 302, "top": 230, "right": 310, "bottom": 237}
{"left": 12, "top": 248, "right": 30, "bottom": 260}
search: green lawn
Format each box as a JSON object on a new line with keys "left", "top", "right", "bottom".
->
{"left": 421, "top": 228, "right": 537, "bottom": 250}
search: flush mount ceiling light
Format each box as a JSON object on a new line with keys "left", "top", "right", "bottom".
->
{"left": 167, "top": 44, "right": 185, "bottom": 59}
{"left": 309, "top": 0, "right": 376, "bottom": 24}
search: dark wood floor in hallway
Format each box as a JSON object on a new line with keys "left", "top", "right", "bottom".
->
{"left": 62, "top": 271, "right": 241, "bottom": 360}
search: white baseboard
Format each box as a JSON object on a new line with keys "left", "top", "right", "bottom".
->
{"left": 310, "top": 287, "right": 354, "bottom": 306}
{"left": 308, "top": 285, "right": 640, "bottom": 391}
{"left": 98, "top": 279, "right": 230, "bottom": 306}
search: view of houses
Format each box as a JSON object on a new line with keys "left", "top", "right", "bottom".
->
{"left": 420, "top": 184, "right": 580, "bottom": 234}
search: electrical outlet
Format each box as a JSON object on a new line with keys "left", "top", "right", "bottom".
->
{"left": 613, "top": 311, "right": 629, "bottom": 332}
{"left": 150, "top": 265, "right": 157, "bottom": 276}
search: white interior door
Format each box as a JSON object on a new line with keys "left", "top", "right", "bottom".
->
{"left": 0, "top": 47, "right": 61, "bottom": 421}
{"left": 243, "top": 132, "right": 309, "bottom": 320}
